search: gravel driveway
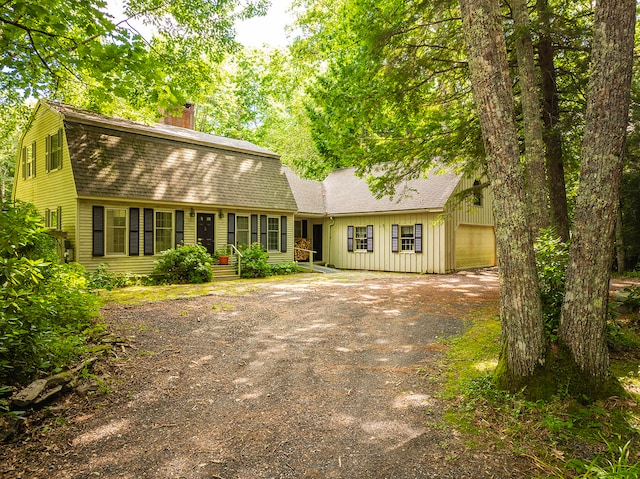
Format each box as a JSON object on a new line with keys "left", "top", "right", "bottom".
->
{"left": 3, "top": 269, "right": 533, "bottom": 478}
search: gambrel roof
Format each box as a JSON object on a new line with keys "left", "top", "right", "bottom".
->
{"left": 285, "top": 166, "right": 461, "bottom": 216}
{"left": 46, "top": 101, "right": 297, "bottom": 211}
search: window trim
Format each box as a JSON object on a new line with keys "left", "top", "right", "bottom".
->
{"left": 236, "top": 215, "right": 250, "bottom": 247}
{"left": 105, "top": 207, "right": 128, "bottom": 256}
{"left": 355, "top": 226, "right": 368, "bottom": 252}
{"left": 154, "top": 210, "right": 174, "bottom": 254}
{"left": 400, "top": 225, "right": 415, "bottom": 252}
{"left": 46, "top": 129, "right": 63, "bottom": 172}
{"left": 267, "top": 216, "right": 280, "bottom": 251}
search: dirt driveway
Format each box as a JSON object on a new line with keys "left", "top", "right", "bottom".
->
{"left": 3, "top": 269, "right": 532, "bottom": 479}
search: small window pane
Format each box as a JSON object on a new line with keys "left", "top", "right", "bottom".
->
{"left": 355, "top": 226, "right": 367, "bottom": 251}
{"left": 267, "top": 217, "right": 279, "bottom": 250}
{"left": 156, "top": 211, "right": 173, "bottom": 252}
{"left": 237, "top": 215, "right": 249, "bottom": 247}
{"left": 106, "top": 209, "right": 127, "bottom": 254}
{"left": 401, "top": 225, "right": 415, "bottom": 252}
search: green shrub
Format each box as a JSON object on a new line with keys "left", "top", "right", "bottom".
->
{"left": 88, "top": 263, "right": 147, "bottom": 290}
{"left": 152, "top": 244, "right": 213, "bottom": 284}
{"left": 270, "top": 262, "right": 302, "bottom": 276}
{"left": 534, "top": 228, "right": 569, "bottom": 340}
{"left": 0, "top": 202, "right": 101, "bottom": 384}
{"left": 239, "top": 243, "right": 271, "bottom": 278}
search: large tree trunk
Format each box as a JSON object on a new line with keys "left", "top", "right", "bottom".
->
{"left": 459, "top": 0, "right": 546, "bottom": 388}
{"left": 512, "top": 0, "right": 548, "bottom": 234}
{"left": 615, "top": 204, "right": 626, "bottom": 273}
{"left": 559, "top": 0, "right": 635, "bottom": 384}
{"left": 537, "top": 0, "right": 570, "bottom": 242}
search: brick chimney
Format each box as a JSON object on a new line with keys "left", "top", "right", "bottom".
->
{"left": 158, "top": 103, "right": 195, "bottom": 129}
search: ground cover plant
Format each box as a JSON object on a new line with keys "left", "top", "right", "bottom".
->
{"left": 441, "top": 299, "right": 640, "bottom": 478}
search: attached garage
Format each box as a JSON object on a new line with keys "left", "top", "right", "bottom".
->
{"left": 455, "top": 224, "right": 496, "bottom": 269}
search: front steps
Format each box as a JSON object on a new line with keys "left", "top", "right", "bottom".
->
{"left": 212, "top": 264, "right": 239, "bottom": 281}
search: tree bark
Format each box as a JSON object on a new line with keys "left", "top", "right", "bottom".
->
{"left": 615, "top": 204, "right": 625, "bottom": 273}
{"left": 459, "top": 0, "right": 546, "bottom": 387}
{"left": 512, "top": 0, "right": 548, "bottom": 234}
{"left": 559, "top": 0, "right": 635, "bottom": 382}
{"left": 537, "top": 0, "right": 570, "bottom": 242}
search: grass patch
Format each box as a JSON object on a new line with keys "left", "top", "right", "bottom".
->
{"left": 440, "top": 304, "right": 640, "bottom": 478}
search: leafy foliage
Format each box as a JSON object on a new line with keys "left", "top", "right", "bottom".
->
{"left": 152, "top": 244, "right": 213, "bottom": 284}
{"left": 0, "top": 202, "right": 100, "bottom": 384}
{"left": 238, "top": 243, "right": 271, "bottom": 278}
{"left": 87, "top": 263, "right": 147, "bottom": 290}
{"left": 237, "top": 243, "right": 301, "bottom": 278}
{"left": 534, "top": 228, "right": 569, "bottom": 340}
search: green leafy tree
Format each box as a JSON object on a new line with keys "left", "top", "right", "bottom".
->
{"left": 195, "top": 48, "right": 323, "bottom": 176}
{"left": 0, "top": 202, "right": 100, "bottom": 383}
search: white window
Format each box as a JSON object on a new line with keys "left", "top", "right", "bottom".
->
{"left": 237, "top": 215, "right": 250, "bottom": 247}
{"left": 294, "top": 220, "right": 303, "bottom": 238}
{"left": 106, "top": 208, "right": 127, "bottom": 255}
{"left": 267, "top": 217, "right": 279, "bottom": 251}
{"left": 155, "top": 211, "right": 173, "bottom": 253}
{"left": 355, "top": 226, "right": 368, "bottom": 251}
{"left": 401, "top": 226, "right": 415, "bottom": 252}
{"left": 46, "top": 129, "right": 63, "bottom": 171}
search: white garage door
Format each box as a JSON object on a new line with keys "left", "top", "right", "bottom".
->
{"left": 455, "top": 225, "right": 496, "bottom": 269}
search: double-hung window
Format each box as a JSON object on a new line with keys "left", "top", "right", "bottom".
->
{"left": 401, "top": 226, "right": 415, "bottom": 252}
{"left": 46, "top": 129, "right": 63, "bottom": 172}
{"left": 355, "top": 226, "right": 368, "bottom": 251}
{"left": 236, "top": 215, "right": 250, "bottom": 247}
{"left": 22, "top": 142, "right": 36, "bottom": 179}
{"left": 155, "top": 211, "right": 174, "bottom": 253}
{"left": 267, "top": 217, "right": 279, "bottom": 251}
{"left": 106, "top": 208, "right": 127, "bottom": 255}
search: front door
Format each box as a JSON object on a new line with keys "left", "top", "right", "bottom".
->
{"left": 197, "top": 213, "right": 215, "bottom": 255}
{"left": 312, "top": 224, "right": 323, "bottom": 262}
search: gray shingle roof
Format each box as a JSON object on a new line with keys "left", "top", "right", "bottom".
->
{"left": 286, "top": 166, "right": 460, "bottom": 216}
{"left": 55, "top": 103, "right": 297, "bottom": 211}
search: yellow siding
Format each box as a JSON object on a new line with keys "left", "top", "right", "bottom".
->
{"left": 445, "top": 175, "right": 496, "bottom": 271}
{"left": 12, "top": 103, "right": 78, "bottom": 259}
{"left": 323, "top": 213, "right": 446, "bottom": 274}
{"left": 77, "top": 200, "right": 294, "bottom": 274}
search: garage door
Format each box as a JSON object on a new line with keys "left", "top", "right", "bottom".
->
{"left": 455, "top": 225, "right": 496, "bottom": 269}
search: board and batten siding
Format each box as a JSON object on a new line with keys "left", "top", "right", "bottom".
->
{"left": 12, "top": 103, "right": 78, "bottom": 252}
{"left": 77, "top": 200, "right": 295, "bottom": 274}
{"left": 324, "top": 213, "right": 446, "bottom": 274}
{"left": 444, "top": 175, "right": 496, "bottom": 271}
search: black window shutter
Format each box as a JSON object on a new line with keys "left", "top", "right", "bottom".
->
{"left": 260, "top": 215, "right": 267, "bottom": 250}
{"left": 415, "top": 224, "right": 423, "bottom": 253}
{"left": 144, "top": 208, "right": 154, "bottom": 255}
{"left": 227, "top": 213, "right": 236, "bottom": 245}
{"left": 22, "top": 147, "right": 27, "bottom": 180}
{"left": 175, "top": 210, "right": 184, "bottom": 246}
{"left": 32, "top": 142, "right": 36, "bottom": 177}
{"left": 57, "top": 206, "right": 62, "bottom": 229}
{"left": 302, "top": 220, "right": 308, "bottom": 238}
{"left": 391, "top": 224, "right": 399, "bottom": 253}
{"left": 367, "top": 225, "right": 374, "bottom": 252}
{"left": 45, "top": 134, "right": 51, "bottom": 172}
{"left": 57, "top": 129, "right": 63, "bottom": 169}
{"left": 129, "top": 208, "right": 139, "bottom": 256}
{"left": 280, "top": 216, "right": 287, "bottom": 253}
{"left": 347, "top": 226, "right": 354, "bottom": 252}
{"left": 251, "top": 214, "right": 258, "bottom": 244}
{"left": 92, "top": 206, "right": 104, "bottom": 256}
